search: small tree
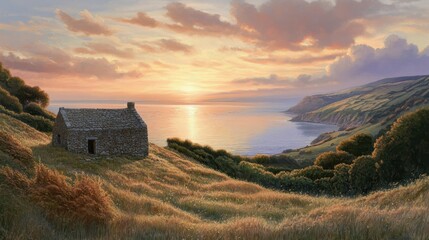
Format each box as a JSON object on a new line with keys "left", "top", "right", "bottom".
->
{"left": 314, "top": 151, "right": 355, "bottom": 169}
{"left": 336, "top": 133, "right": 374, "bottom": 157}
{"left": 349, "top": 156, "right": 378, "bottom": 194}
{"left": 373, "top": 108, "right": 429, "bottom": 182}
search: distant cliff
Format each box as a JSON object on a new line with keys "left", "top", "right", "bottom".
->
{"left": 288, "top": 75, "right": 429, "bottom": 128}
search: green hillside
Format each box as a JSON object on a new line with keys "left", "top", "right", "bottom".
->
{"left": 289, "top": 75, "right": 429, "bottom": 128}
{"left": 1, "top": 111, "right": 429, "bottom": 239}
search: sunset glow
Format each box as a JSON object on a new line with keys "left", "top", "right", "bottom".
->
{"left": 1, "top": 0, "right": 429, "bottom": 103}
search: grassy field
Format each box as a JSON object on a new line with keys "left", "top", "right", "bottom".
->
{"left": 1, "top": 113, "right": 428, "bottom": 239}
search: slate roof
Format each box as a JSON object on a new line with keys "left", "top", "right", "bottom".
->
{"left": 59, "top": 107, "right": 147, "bottom": 130}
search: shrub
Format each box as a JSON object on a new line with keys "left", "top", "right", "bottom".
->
{"left": 237, "top": 161, "right": 278, "bottom": 188}
{"left": 1, "top": 164, "right": 114, "bottom": 225}
{"left": 290, "top": 165, "right": 334, "bottom": 181}
{"left": 277, "top": 172, "right": 316, "bottom": 193}
{"left": 250, "top": 154, "right": 301, "bottom": 169}
{"left": 314, "top": 151, "right": 355, "bottom": 169}
{"left": 24, "top": 102, "right": 56, "bottom": 121}
{"left": 373, "top": 108, "right": 429, "bottom": 182}
{"left": 349, "top": 156, "right": 378, "bottom": 194}
{"left": 0, "top": 87, "right": 22, "bottom": 113}
{"left": 331, "top": 163, "right": 351, "bottom": 195}
{"left": 336, "top": 133, "right": 374, "bottom": 157}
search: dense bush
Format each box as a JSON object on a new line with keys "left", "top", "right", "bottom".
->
{"left": 0, "top": 87, "right": 22, "bottom": 113}
{"left": 0, "top": 106, "right": 53, "bottom": 132}
{"left": 277, "top": 172, "right": 316, "bottom": 193}
{"left": 373, "top": 108, "right": 429, "bottom": 182}
{"left": 314, "top": 151, "right": 355, "bottom": 169}
{"left": 250, "top": 154, "right": 301, "bottom": 170}
{"left": 238, "top": 161, "right": 279, "bottom": 188}
{"left": 330, "top": 163, "right": 351, "bottom": 195}
{"left": 290, "top": 165, "right": 334, "bottom": 181}
{"left": 0, "top": 63, "right": 53, "bottom": 131}
{"left": 0, "top": 63, "right": 49, "bottom": 107}
{"left": 336, "top": 133, "right": 374, "bottom": 157}
{"left": 24, "top": 102, "right": 55, "bottom": 121}
{"left": 349, "top": 156, "right": 378, "bottom": 194}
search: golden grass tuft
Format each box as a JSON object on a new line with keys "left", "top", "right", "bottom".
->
{"left": 1, "top": 164, "right": 114, "bottom": 225}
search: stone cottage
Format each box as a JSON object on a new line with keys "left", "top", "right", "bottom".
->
{"left": 52, "top": 102, "right": 148, "bottom": 157}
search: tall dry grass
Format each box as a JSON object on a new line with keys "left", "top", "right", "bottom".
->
{"left": 1, "top": 164, "right": 114, "bottom": 225}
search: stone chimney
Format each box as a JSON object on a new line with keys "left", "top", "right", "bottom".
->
{"left": 127, "top": 102, "right": 135, "bottom": 109}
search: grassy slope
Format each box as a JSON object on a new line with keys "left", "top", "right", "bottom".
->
{"left": 281, "top": 76, "right": 429, "bottom": 164}
{"left": 1, "top": 114, "right": 428, "bottom": 239}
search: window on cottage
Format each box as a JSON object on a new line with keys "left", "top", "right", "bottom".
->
{"left": 57, "top": 134, "right": 61, "bottom": 144}
{"left": 88, "top": 140, "right": 96, "bottom": 154}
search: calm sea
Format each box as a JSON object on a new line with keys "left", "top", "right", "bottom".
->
{"left": 48, "top": 101, "right": 337, "bottom": 156}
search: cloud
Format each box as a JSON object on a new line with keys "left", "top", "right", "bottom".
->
{"left": 0, "top": 43, "right": 138, "bottom": 80}
{"left": 327, "top": 34, "right": 429, "bottom": 82}
{"left": 74, "top": 42, "right": 134, "bottom": 58}
{"left": 155, "top": 39, "right": 193, "bottom": 53}
{"left": 230, "top": 0, "right": 390, "bottom": 50}
{"left": 232, "top": 74, "right": 325, "bottom": 87}
{"left": 56, "top": 9, "right": 113, "bottom": 36}
{"left": 134, "top": 39, "right": 194, "bottom": 54}
{"left": 119, "top": 12, "right": 158, "bottom": 27}
{"left": 164, "top": 2, "right": 238, "bottom": 35}
{"left": 242, "top": 53, "right": 342, "bottom": 65}
{"left": 121, "top": 0, "right": 392, "bottom": 51}
{"left": 232, "top": 35, "right": 429, "bottom": 92}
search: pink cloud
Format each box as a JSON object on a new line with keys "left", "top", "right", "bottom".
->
{"left": 119, "top": 12, "right": 158, "bottom": 27}
{"left": 230, "top": 0, "right": 389, "bottom": 50}
{"left": 164, "top": 2, "right": 238, "bottom": 35}
{"left": 56, "top": 9, "right": 113, "bottom": 36}
{"left": 121, "top": 0, "right": 391, "bottom": 51}
{"left": 0, "top": 43, "right": 139, "bottom": 80}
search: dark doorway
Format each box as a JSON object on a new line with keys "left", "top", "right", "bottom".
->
{"left": 57, "top": 134, "right": 61, "bottom": 144}
{"left": 88, "top": 140, "right": 96, "bottom": 154}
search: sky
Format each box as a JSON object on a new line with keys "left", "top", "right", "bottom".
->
{"left": 0, "top": 0, "right": 429, "bottom": 104}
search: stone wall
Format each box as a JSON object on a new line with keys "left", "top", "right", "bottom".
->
{"left": 66, "top": 127, "right": 148, "bottom": 156}
{"left": 52, "top": 113, "right": 68, "bottom": 148}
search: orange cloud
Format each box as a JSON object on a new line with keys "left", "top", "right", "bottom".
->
{"left": 74, "top": 42, "right": 134, "bottom": 58}
{"left": 156, "top": 39, "right": 193, "bottom": 53}
{"left": 134, "top": 39, "right": 194, "bottom": 54}
{"left": 56, "top": 9, "right": 113, "bottom": 36}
